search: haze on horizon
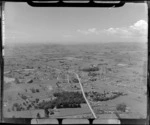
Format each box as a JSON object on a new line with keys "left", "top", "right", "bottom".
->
{"left": 4, "top": 2, "right": 148, "bottom": 45}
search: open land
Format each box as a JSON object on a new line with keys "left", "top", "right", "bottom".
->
{"left": 3, "top": 42, "right": 147, "bottom": 119}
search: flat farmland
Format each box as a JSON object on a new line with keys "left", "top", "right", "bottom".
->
{"left": 3, "top": 42, "right": 147, "bottom": 119}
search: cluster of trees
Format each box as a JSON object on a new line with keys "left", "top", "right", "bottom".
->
{"left": 88, "top": 72, "right": 99, "bottom": 77}
{"left": 72, "top": 78, "right": 79, "bottom": 83}
{"left": 44, "top": 108, "right": 55, "bottom": 117}
{"left": 82, "top": 67, "right": 99, "bottom": 72}
{"left": 11, "top": 96, "right": 41, "bottom": 112}
{"left": 85, "top": 91, "right": 124, "bottom": 101}
{"left": 37, "top": 91, "right": 86, "bottom": 109}
{"left": 30, "top": 88, "right": 40, "bottom": 93}
{"left": 116, "top": 103, "right": 127, "bottom": 112}
{"left": 26, "top": 66, "right": 33, "bottom": 69}
{"left": 12, "top": 103, "right": 24, "bottom": 111}
{"left": 12, "top": 102, "right": 33, "bottom": 111}
{"left": 11, "top": 91, "right": 86, "bottom": 113}
{"left": 27, "top": 79, "right": 33, "bottom": 83}
{"left": 35, "top": 98, "right": 39, "bottom": 103}
{"left": 89, "top": 78, "right": 97, "bottom": 82}
{"left": 18, "top": 93, "right": 27, "bottom": 100}
{"left": 87, "top": 72, "right": 100, "bottom": 82}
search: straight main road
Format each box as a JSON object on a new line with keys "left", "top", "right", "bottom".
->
{"left": 49, "top": 66, "right": 97, "bottom": 118}
{"left": 73, "top": 72, "right": 97, "bottom": 119}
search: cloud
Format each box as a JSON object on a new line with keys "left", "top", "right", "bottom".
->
{"left": 77, "top": 20, "right": 147, "bottom": 38}
{"left": 62, "top": 34, "right": 73, "bottom": 38}
{"left": 105, "top": 20, "right": 147, "bottom": 37}
{"left": 129, "top": 20, "right": 147, "bottom": 36}
{"left": 77, "top": 29, "right": 89, "bottom": 35}
{"left": 88, "top": 28, "right": 97, "bottom": 33}
{"left": 77, "top": 28, "right": 99, "bottom": 35}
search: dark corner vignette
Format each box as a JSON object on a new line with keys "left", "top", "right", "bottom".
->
{"left": 0, "top": 0, "right": 149, "bottom": 125}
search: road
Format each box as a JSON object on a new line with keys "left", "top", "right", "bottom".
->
{"left": 73, "top": 72, "right": 97, "bottom": 119}
{"left": 47, "top": 66, "right": 97, "bottom": 118}
{"left": 52, "top": 67, "right": 97, "bottom": 118}
{"left": 5, "top": 66, "right": 97, "bottom": 118}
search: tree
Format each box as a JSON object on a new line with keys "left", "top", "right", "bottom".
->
{"left": 44, "top": 108, "right": 49, "bottom": 118}
{"left": 72, "top": 78, "right": 79, "bottom": 83}
{"left": 7, "top": 108, "right": 11, "bottom": 112}
{"left": 36, "top": 89, "right": 40, "bottom": 93}
{"left": 15, "top": 78, "right": 20, "bottom": 84}
{"left": 37, "top": 113, "right": 41, "bottom": 118}
{"left": 49, "top": 109, "right": 54, "bottom": 115}
{"left": 31, "top": 88, "right": 36, "bottom": 93}
{"left": 116, "top": 103, "right": 127, "bottom": 112}
{"left": 21, "top": 94, "right": 27, "bottom": 100}
{"left": 35, "top": 98, "right": 39, "bottom": 103}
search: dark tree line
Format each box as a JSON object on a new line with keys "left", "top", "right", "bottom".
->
{"left": 85, "top": 91, "right": 125, "bottom": 101}
{"left": 81, "top": 67, "right": 99, "bottom": 72}
{"left": 37, "top": 91, "right": 86, "bottom": 109}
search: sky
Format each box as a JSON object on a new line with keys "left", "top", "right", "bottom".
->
{"left": 4, "top": 2, "right": 148, "bottom": 45}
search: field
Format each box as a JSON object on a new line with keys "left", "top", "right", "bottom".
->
{"left": 3, "top": 41, "right": 147, "bottom": 119}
